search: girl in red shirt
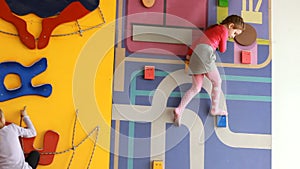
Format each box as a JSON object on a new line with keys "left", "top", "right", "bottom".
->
{"left": 174, "top": 15, "right": 245, "bottom": 126}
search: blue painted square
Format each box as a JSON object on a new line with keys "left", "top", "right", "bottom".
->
{"left": 217, "top": 115, "right": 227, "bottom": 127}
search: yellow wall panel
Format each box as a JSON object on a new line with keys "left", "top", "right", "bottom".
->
{"left": 0, "top": 0, "right": 116, "bottom": 168}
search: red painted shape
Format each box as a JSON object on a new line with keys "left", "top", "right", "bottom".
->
{"left": 37, "top": 1, "right": 90, "bottom": 49}
{"left": 0, "top": 0, "right": 92, "bottom": 49}
{"left": 0, "top": 0, "right": 36, "bottom": 49}
{"left": 241, "top": 50, "right": 251, "bottom": 64}
{"left": 21, "top": 130, "right": 60, "bottom": 165}
{"left": 144, "top": 66, "right": 155, "bottom": 80}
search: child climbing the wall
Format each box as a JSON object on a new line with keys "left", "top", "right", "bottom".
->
{"left": 0, "top": 107, "right": 40, "bottom": 169}
{"left": 174, "top": 15, "right": 245, "bottom": 126}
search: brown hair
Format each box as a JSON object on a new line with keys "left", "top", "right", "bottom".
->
{"left": 220, "top": 15, "right": 245, "bottom": 30}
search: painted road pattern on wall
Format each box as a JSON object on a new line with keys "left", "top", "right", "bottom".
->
{"left": 111, "top": 0, "right": 271, "bottom": 169}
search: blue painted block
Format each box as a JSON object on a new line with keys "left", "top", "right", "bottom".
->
{"left": 216, "top": 115, "right": 227, "bottom": 127}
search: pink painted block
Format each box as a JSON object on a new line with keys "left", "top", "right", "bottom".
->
{"left": 234, "top": 41, "right": 257, "bottom": 64}
{"left": 241, "top": 50, "right": 251, "bottom": 64}
{"left": 144, "top": 66, "right": 155, "bottom": 80}
{"left": 166, "top": 0, "right": 207, "bottom": 28}
{"left": 125, "top": 0, "right": 208, "bottom": 56}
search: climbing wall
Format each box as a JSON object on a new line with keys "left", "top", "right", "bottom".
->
{"left": 111, "top": 0, "right": 271, "bottom": 169}
{"left": 0, "top": 0, "right": 116, "bottom": 168}
{"left": 0, "top": 0, "right": 271, "bottom": 168}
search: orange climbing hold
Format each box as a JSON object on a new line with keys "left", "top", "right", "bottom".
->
{"left": 22, "top": 130, "right": 59, "bottom": 165}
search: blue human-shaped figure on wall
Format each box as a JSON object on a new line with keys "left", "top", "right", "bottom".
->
{"left": 0, "top": 0, "right": 100, "bottom": 49}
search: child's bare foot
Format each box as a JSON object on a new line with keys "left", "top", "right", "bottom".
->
{"left": 173, "top": 109, "right": 181, "bottom": 126}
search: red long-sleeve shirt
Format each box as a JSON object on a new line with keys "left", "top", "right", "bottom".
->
{"left": 188, "top": 24, "right": 228, "bottom": 55}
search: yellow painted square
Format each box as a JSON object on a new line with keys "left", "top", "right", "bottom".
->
{"left": 153, "top": 160, "right": 163, "bottom": 169}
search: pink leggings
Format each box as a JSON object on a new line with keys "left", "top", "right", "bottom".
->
{"left": 175, "top": 68, "right": 227, "bottom": 116}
